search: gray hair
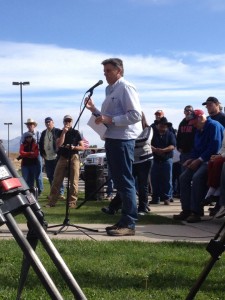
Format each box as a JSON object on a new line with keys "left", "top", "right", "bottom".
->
{"left": 101, "top": 58, "right": 124, "bottom": 76}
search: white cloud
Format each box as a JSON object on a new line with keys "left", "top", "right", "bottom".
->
{"left": 1, "top": 41, "right": 225, "bottom": 147}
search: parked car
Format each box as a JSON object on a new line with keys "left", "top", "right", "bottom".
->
{"left": 80, "top": 148, "right": 108, "bottom": 181}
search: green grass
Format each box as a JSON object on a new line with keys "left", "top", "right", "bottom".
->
{"left": 0, "top": 240, "right": 224, "bottom": 299}
{"left": 4, "top": 179, "right": 222, "bottom": 299}
{"left": 14, "top": 178, "right": 180, "bottom": 225}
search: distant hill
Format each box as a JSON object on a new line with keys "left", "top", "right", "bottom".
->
{"left": 1, "top": 136, "right": 20, "bottom": 153}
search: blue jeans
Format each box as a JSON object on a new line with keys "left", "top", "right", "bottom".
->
{"left": 151, "top": 158, "right": 173, "bottom": 202}
{"left": 179, "top": 162, "right": 208, "bottom": 214}
{"left": 133, "top": 159, "right": 152, "bottom": 211}
{"left": 45, "top": 159, "right": 64, "bottom": 195}
{"left": 105, "top": 138, "right": 137, "bottom": 229}
{"left": 106, "top": 167, "right": 114, "bottom": 196}
{"left": 36, "top": 155, "right": 44, "bottom": 194}
{"left": 180, "top": 152, "right": 192, "bottom": 173}
{"left": 22, "top": 164, "right": 37, "bottom": 189}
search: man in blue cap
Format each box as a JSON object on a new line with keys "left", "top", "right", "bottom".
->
{"left": 39, "top": 117, "right": 64, "bottom": 199}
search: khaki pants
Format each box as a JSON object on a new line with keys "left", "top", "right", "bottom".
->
{"left": 49, "top": 154, "right": 80, "bottom": 205}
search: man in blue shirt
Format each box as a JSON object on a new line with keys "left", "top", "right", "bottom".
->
{"left": 86, "top": 58, "right": 142, "bottom": 236}
{"left": 174, "top": 109, "right": 224, "bottom": 223}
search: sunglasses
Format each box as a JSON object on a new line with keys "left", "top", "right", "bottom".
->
{"left": 64, "top": 119, "right": 72, "bottom": 123}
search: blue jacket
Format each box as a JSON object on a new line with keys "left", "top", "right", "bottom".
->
{"left": 191, "top": 117, "right": 224, "bottom": 162}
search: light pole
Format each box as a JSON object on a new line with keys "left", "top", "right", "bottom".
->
{"left": 4, "top": 122, "right": 13, "bottom": 157}
{"left": 12, "top": 81, "right": 30, "bottom": 136}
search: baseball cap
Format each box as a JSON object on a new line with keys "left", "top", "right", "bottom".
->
{"left": 202, "top": 96, "right": 220, "bottom": 106}
{"left": 45, "top": 117, "right": 53, "bottom": 123}
{"left": 63, "top": 115, "right": 73, "bottom": 121}
{"left": 24, "top": 132, "right": 33, "bottom": 138}
{"left": 188, "top": 109, "right": 205, "bottom": 125}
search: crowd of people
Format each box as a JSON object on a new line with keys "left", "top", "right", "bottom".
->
{"left": 19, "top": 114, "right": 84, "bottom": 209}
{"left": 17, "top": 57, "right": 225, "bottom": 237}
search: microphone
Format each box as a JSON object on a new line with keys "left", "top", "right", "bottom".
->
{"left": 85, "top": 80, "right": 103, "bottom": 94}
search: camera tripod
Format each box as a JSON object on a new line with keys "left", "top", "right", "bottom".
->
{"left": 186, "top": 219, "right": 225, "bottom": 299}
{"left": 0, "top": 143, "right": 87, "bottom": 299}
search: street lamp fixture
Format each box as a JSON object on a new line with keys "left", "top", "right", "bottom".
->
{"left": 4, "top": 122, "right": 13, "bottom": 157}
{"left": 12, "top": 81, "right": 30, "bottom": 136}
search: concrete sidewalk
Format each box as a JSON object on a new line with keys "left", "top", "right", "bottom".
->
{"left": 0, "top": 199, "right": 224, "bottom": 243}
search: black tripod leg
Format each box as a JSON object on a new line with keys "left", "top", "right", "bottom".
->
{"left": 23, "top": 206, "right": 87, "bottom": 300}
{"left": 186, "top": 224, "right": 225, "bottom": 300}
{"left": 4, "top": 212, "right": 64, "bottom": 300}
{"left": 17, "top": 200, "right": 49, "bottom": 299}
{"left": 16, "top": 239, "right": 38, "bottom": 300}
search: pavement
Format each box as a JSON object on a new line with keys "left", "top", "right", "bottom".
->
{"left": 0, "top": 199, "right": 224, "bottom": 243}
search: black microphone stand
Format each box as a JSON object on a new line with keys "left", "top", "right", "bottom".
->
{"left": 186, "top": 220, "right": 225, "bottom": 299}
{"left": 47, "top": 90, "right": 98, "bottom": 238}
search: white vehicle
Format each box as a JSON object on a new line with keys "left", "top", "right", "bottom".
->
{"left": 80, "top": 149, "right": 108, "bottom": 181}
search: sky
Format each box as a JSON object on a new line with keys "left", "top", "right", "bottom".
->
{"left": 1, "top": 0, "right": 225, "bottom": 147}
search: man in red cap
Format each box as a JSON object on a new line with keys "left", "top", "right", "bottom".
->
{"left": 173, "top": 109, "right": 224, "bottom": 223}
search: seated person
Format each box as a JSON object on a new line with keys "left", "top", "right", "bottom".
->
{"left": 173, "top": 109, "right": 224, "bottom": 223}
{"left": 203, "top": 129, "right": 225, "bottom": 205}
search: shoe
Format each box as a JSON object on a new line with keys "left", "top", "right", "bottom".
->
{"left": 170, "top": 198, "right": 174, "bottom": 202}
{"left": 164, "top": 200, "right": 170, "bottom": 205}
{"left": 105, "top": 223, "right": 119, "bottom": 231}
{"left": 101, "top": 207, "right": 116, "bottom": 215}
{"left": 69, "top": 203, "right": 76, "bottom": 208}
{"left": 186, "top": 213, "right": 201, "bottom": 223}
{"left": 208, "top": 207, "right": 220, "bottom": 217}
{"left": 138, "top": 209, "right": 150, "bottom": 215}
{"left": 107, "top": 227, "right": 135, "bottom": 236}
{"left": 58, "top": 195, "right": 65, "bottom": 200}
{"left": 173, "top": 194, "right": 180, "bottom": 199}
{"left": 149, "top": 200, "right": 160, "bottom": 205}
{"left": 105, "top": 195, "right": 113, "bottom": 200}
{"left": 215, "top": 206, "right": 225, "bottom": 218}
{"left": 173, "top": 211, "right": 190, "bottom": 221}
{"left": 201, "top": 196, "right": 218, "bottom": 207}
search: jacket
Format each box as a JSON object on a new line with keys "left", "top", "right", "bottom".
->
{"left": 20, "top": 140, "right": 39, "bottom": 166}
{"left": 39, "top": 127, "right": 61, "bottom": 157}
{"left": 176, "top": 118, "right": 196, "bottom": 153}
{"left": 191, "top": 117, "right": 224, "bottom": 162}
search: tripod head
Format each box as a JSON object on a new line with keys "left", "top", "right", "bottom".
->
{"left": 0, "top": 144, "right": 39, "bottom": 225}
